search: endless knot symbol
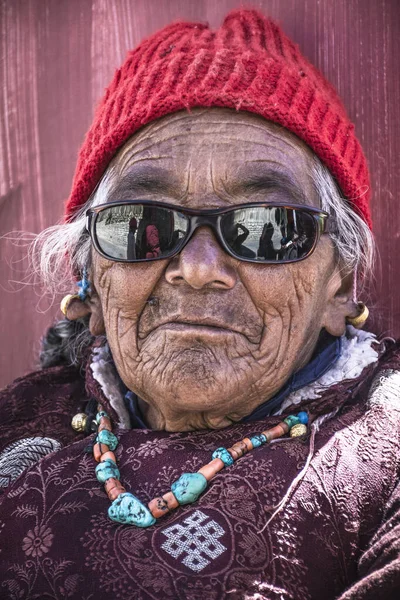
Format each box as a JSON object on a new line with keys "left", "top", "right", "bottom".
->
{"left": 161, "top": 510, "right": 227, "bottom": 572}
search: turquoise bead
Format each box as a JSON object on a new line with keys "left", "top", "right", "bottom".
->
{"left": 283, "top": 415, "right": 300, "bottom": 429}
{"left": 212, "top": 447, "right": 234, "bottom": 466}
{"left": 171, "top": 473, "right": 208, "bottom": 505}
{"left": 250, "top": 434, "right": 266, "bottom": 448}
{"left": 95, "top": 459, "right": 120, "bottom": 483}
{"left": 96, "top": 411, "right": 109, "bottom": 424}
{"left": 108, "top": 492, "right": 156, "bottom": 527}
{"left": 297, "top": 411, "right": 309, "bottom": 425}
{"left": 97, "top": 429, "right": 118, "bottom": 451}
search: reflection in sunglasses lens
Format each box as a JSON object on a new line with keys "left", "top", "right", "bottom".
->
{"left": 221, "top": 207, "right": 315, "bottom": 261}
{"left": 95, "top": 205, "right": 188, "bottom": 260}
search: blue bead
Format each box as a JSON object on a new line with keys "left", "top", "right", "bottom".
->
{"left": 77, "top": 268, "right": 91, "bottom": 301}
{"left": 297, "top": 411, "right": 309, "bottom": 424}
{"left": 96, "top": 411, "right": 109, "bottom": 424}
{"left": 212, "top": 447, "right": 234, "bottom": 466}
{"left": 249, "top": 434, "right": 266, "bottom": 448}
{"left": 95, "top": 459, "right": 120, "bottom": 483}
{"left": 171, "top": 473, "right": 208, "bottom": 505}
{"left": 97, "top": 429, "right": 118, "bottom": 451}
{"left": 108, "top": 492, "right": 156, "bottom": 527}
{"left": 283, "top": 415, "right": 300, "bottom": 429}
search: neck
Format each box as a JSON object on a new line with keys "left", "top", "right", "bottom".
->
{"left": 138, "top": 398, "right": 245, "bottom": 432}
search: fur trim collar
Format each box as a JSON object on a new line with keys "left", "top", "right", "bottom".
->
{"left": 277, "top": 326, "right": 379, "bottom": 414}
{"left": 90, "top": 345, "right": 131, "bottom": 429}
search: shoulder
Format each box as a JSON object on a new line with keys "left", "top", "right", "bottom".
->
{"left": 0, "top": 365, "right": 88, "bottom": 453}
{"left": 365, "top": 340, "right": 400, "bottom": 415}
{"left": 333, "top": 339, "right": 400, "bottom": 441}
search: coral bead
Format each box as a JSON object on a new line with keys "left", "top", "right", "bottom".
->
{"left": 93, "top": 442, "right": 109, "bottom": 462}
{"left": 148, "top": 497, "right": 169, "bottom": 519}
{"left": 162, "top": 491, "right": 179, "bottom": 510}
{"left": 197, "top": 458, "right": 224, "bottom": 481}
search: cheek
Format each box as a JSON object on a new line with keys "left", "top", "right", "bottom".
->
{"left": 238, "top": 242, "right": 336, "bottom": 326}
{"left": 93, "top": 257, "right": 167, "bottom": 336}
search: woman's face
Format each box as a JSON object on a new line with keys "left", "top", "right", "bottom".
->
{"left": 89, "top": 108, "right": 353, "bottom": 431}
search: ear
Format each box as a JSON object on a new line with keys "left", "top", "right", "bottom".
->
{"left": 64, "top": 290, "right": 106, "bottom": 336}
{"left": 321, "top": 268, "right": 360, "bottom": 337}
{"left": 86, "top": 291, "right": 106, "bottom": 336}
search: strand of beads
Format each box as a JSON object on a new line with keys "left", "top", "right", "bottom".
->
{"left": 92, "top": 406, "right": 308, "bottom": 527}
{"left": 93, "top": 406, "right": 156, "bottom": 527}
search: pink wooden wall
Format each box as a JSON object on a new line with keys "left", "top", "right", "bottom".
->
{"left": 1, "top": 0, "right": 399, "bottom": 388}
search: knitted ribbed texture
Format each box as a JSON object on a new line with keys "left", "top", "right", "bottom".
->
{"left": 65, "top": 9, "right": 371, "bottom": 227}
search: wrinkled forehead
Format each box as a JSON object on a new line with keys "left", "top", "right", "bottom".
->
{"left": 105, "top": 108, "right": 319, "bottom": 208}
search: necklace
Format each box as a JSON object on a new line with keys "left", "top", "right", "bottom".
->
{"left": 93, "top": 405, "right": 308, "bottom": 527}
{"left": 92, "top": 405, "right": 308, "bottom": 527}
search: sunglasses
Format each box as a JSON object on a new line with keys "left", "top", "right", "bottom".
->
{"left": 85, "top": 200, "right": 331, "bottom": 264}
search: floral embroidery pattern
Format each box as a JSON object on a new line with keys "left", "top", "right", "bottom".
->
{"left": 22, "top": 525, "right": 54, "bottom": 558}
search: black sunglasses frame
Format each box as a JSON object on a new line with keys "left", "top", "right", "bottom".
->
{"left": 85, "top": 200, "right": 331, "bottom": 265}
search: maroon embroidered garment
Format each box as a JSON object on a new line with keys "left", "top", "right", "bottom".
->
{"left": 0, "top": 342, "right": 399, "bottom": 599}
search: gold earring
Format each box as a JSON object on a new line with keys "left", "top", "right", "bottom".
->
{"left": 347, "top": 302, "right": 369, "bottom": 328}
{"left": 60, "top": 294, "right": 81, "bottom": 316}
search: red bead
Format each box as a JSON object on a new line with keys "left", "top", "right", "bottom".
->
{"left": 162, "top": 491, "right": 179, "bottom": 510}
{"left": 98, "top": 416, "right": 112, "bottom": 432}
{"left": 93, "top": 442, "right": 109, "bottom": 462}
{"left": 198, "top": 458, "right": 225, "bottom": 481}
{"left": 105, "top": 478, "right": 125, "bottom": 501}
{"left": 148, "top": 497, "right": 170, "bottom": 518}
{"left": 100, "top": 451, "right": 116, "bottom": 463}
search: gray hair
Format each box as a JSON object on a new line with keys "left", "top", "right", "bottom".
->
{"left": 33, "top": 155, "right": 375, "bottom": 367}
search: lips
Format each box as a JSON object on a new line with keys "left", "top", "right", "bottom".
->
{"left": 137, "top": 288, "right": 264, "bottom": 345}
{"left": 138, "top": 315, "right": 261, "bottom": 343}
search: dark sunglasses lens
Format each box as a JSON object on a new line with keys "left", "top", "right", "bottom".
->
{"left": 94, "top": 205, "right": 189, "bottom": 260}
{"left": 221, "top": 207, "right": 317, "bottom": 261}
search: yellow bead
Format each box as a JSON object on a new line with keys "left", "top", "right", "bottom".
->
{"left": 290, "top": 423, "right": 307, "bottom": 438}
{"left": 71, "top": 412, "right": 87, "bottom": 433}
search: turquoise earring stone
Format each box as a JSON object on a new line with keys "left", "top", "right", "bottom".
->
{"left": 250, "top": 434, "right": 267, "bottom": 448}
{"left": 212, "top": 447, "right": 234, "bottom": 466}
{"left": 171, "top": 473, "right": 208, "bottom": 505}
{"left": 95, "top": 459, "right": 120, "bottom": 484}
{"left": 283, "top": 415, "right": 300, "bottom": 429}
{"left": 96, "top": 411, "right": 109, "bottom": 424}
{"left": 97, "top": 430, "right": 118, "bottom": 451}
{"left": 108, "top": 493, "right": 156, "bottom": 527}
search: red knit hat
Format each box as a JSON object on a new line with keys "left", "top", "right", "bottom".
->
{"left": 65, "top": 9, "right": 371, "bottom": 227}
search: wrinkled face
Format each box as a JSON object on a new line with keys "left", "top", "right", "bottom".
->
{"left": 89, "top": 108, "right": 352, "bottom": 431}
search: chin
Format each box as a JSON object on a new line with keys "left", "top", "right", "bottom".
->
{"left": 141, "top": 351, "right": 255, "bottom": 415}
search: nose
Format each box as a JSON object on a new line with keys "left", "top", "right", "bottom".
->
{"left": 165, "top": 227, "right": 237, "bottom": 290}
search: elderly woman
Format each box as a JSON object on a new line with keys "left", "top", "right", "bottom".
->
{"left": 0, "top": 9, "right": 399, "bottom": 600}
